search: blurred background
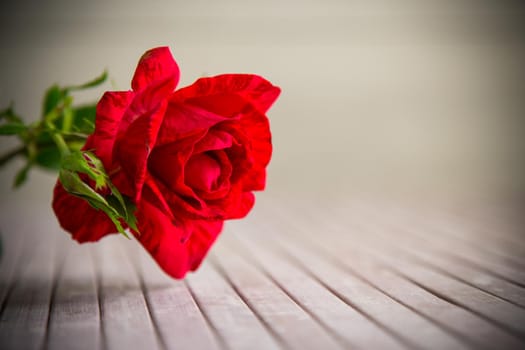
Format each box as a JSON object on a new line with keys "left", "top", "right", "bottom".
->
{"left": 1, "top": 0, "right": 524, "bottom": 219}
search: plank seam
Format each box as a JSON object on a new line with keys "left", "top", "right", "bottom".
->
{"left": 402, "top": 253, "right": 525, "bottom": 309}
{"left": 320, "top": 253, "right": 482, "bottom": 350}
{"left": 42, "top": 247, "right": 67, "bottom": 350}
{"left": 128, "top": 261, "right": 169, "bottom": 350}
{"left": 184, "top": 280, "right": 229, "bottom": 350}
{"left": 90, "top": 248, "right": 107, "bottom": 350}
{"left": 266, "top": 241, "right": 415, "bottom": 350}
{"left": 389, "top": 267, "right": 525, "bottom": 342}
{"left": 230, "top": 239, "right": 354, "bottom": 349}
{"left": 210, "top": 258, "right": 289, "bottom": 350}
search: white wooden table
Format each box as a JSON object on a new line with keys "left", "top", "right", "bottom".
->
{"left": 0, "top": 193, "right": 524, "bottom": 350}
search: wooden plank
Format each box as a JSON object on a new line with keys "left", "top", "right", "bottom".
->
{"left": 256, "top": 233, "right": 471, "bottom": 350}
{"left": 126, "top": 241, "right": 221, "bottom": 350}
{"left": 344, "top": 206, "right": 525, "bottom": 308}
{"left": 93, "top": 236, "right": 161, "bottom": 350}
{"left": 419, "top": 216, "right": 525, "bottom": 268}
{"left": 210, "top": 239, "right": 343, "bottom": 350}
{"left": 321, "top": 227, "right": 525, "bottom": 340}
{"left": 186, "top": 258, "right": 281, "bottom": 350}
{"left": 312, "top": 241, "right": 525, "bottom": 350}
{"left": 0, "top": 229, "right": 60, "bottom": 350}
{"left": 388, "top": 221, "right": 525, "bottom": 287}
{"left": 253, "top": 200, "right": 525, "bottom": 349}
{"left": 0, "top": 220, "right": 27, "bottom": 312}
{"left": 360, "top": 201, "right": 525, "bottom": 285}
{"left": 387, "top": 258, "right": 525, "bottom": 338}
{"left": 229, "top": 233, "right": 408, "bottom": 350}
{"left": 437, "top": 200, "right": 525, "bottom": 255}
{"left": 389, "top": 235, "right": 525, "bottom": 308}
{"left": 46, "top": 243, "right": 101, "bottom": 350}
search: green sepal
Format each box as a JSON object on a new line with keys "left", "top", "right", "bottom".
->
{"left": 61, "top": 150, "right": 107, "bottom": 190}
{"left": 106, "top": 195, "right": 139, "bottom": 233}
{"left": 59, "top": 169, "right": 130, "bottom": 239}
{"left": 59, "top": 150, "right": 138, "bottom": 238}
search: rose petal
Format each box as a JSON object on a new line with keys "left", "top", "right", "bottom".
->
{"left": 193, "top": 129, "right": 233, "bottom": 153}
{"left": 186, "top": 219, "right": 224, "bottom": 271}
{"left": 221, "top": 111, "right": 272, "bottom": 191}
{"left": 52, "top": 182, "right": 118, "bottom": 242}
{"left": 135, "top": 195, "right": 223, "bottom": 278}
{"left": 156, "top": 103, "right": 231, "bottom": 146}
{"left": 184, "top": 153, "right": 221, "bottom": 192}
{"left": 216, "top": 189, "right": 255, "bottom": 219}
{"left": 89, "top": 91, "right": 135, "bottom": 166}
{"left": 173, "top": 74, "right": 280, "bottom": 114}
{"left": 131, "top": 46, "right": 180, "bottom": 93}
{"left": 114, "top": 99, "right": 168, "bottom": 201}
{"left": 194, "top": 149, "right": 233, "bottom": 200}
{"left": 148, "top": 132, "right": 206, "bottom": 210}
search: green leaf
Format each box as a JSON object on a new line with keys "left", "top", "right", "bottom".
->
{"left": 43, "top": 85, "right": 64, "bottom": 116}
{"left": 0, "top": 122, "right": 26, "bottom": 135}
{"left": 71, "top": 104, "right": 97, "bottom": 134}
{"left": 14, "top": 164, "right": 30, "bottom": 187}
{"left": 34, "top": 129, "right": 53, "bottom": 147}
{"left": 0, "top": 105, "right": 23, "bottom": 124}
{"left": 34, "top": 146, "right": 61, "bottom": 170}
{"left": 66, "top": 70, "right": 108, "bottom": 91}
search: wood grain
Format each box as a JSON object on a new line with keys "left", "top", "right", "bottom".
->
{"left": 0, "top": 195, "right": 524, "bottom": 350}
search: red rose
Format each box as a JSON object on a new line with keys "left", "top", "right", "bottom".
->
{"left": 52, "top": 47, "right": 280, "bottom": 278}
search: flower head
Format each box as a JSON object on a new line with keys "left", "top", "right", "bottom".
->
{"left": 53, "top": 47, "right": 280, "bottom": 278}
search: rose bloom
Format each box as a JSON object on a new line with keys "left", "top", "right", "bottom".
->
{"left": 53, "top": 47, "right": 280, "bottom": 278}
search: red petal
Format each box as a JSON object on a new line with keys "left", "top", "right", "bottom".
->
{"left": 193, "top": 129, "right": 233, "bottom": 153}
{"left": 156, "top": 102, "right": 231, "bottom": 146}
{"left": 131, "top": 46, "right": 180, "bottom": 93}
{"left": 184, "top": 153, "right": 221, "bottom": 192}
{"left": 148, "top": 132, "right": 206, "bottom": 210}
{"left": 52, "top": 182, "right": 118, "bottom": 242}
{"left": 221, "top": 113, "right": 271, "bottom": 191}
{"left": 114, "top": 99, "right": 168, "bottom": 202}
{"left": 89, "top": 91, "right": 134, "bottom": 166}
{"left": 173, "top": 74, "right": 280, "bottom": 114}
{"left": 170, "top": 74, "right": 276, "bottom": 192}
{"left": 135, "top": 195, "right": 223, "bottom": 279}
{"left": 186, "top": 220, "right": 224, "bottom": 271}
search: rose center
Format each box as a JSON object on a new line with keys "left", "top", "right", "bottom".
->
{"left": 184, "top": 152, "right": 221, "bottom": 191}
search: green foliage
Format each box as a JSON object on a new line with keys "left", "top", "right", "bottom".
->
{"left": 0, "top": 122, "right": 26, "bottom": 135}
{"left": 0, "top": 70, "right": 108, "bottom": 176}
{"left": 43, "top": 85, "right": 64, "bottom": 116}
{"left": 0, "top": 104, "right": 23, "bottom": 124}
{"left": 0, "top": 70, "right": 139, "bottom": 238}
{"left": 59, "top": 150, "right": 139, "bottom": 237}
{"left": 14, "top": 163, "right": 30, "bottom": 188}
{"left": 34, "top": 146, "right": 62, "bottom": 170}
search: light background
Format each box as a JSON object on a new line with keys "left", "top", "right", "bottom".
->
{"left": 0, "top": 0, "right": 524, "bottom": 221}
